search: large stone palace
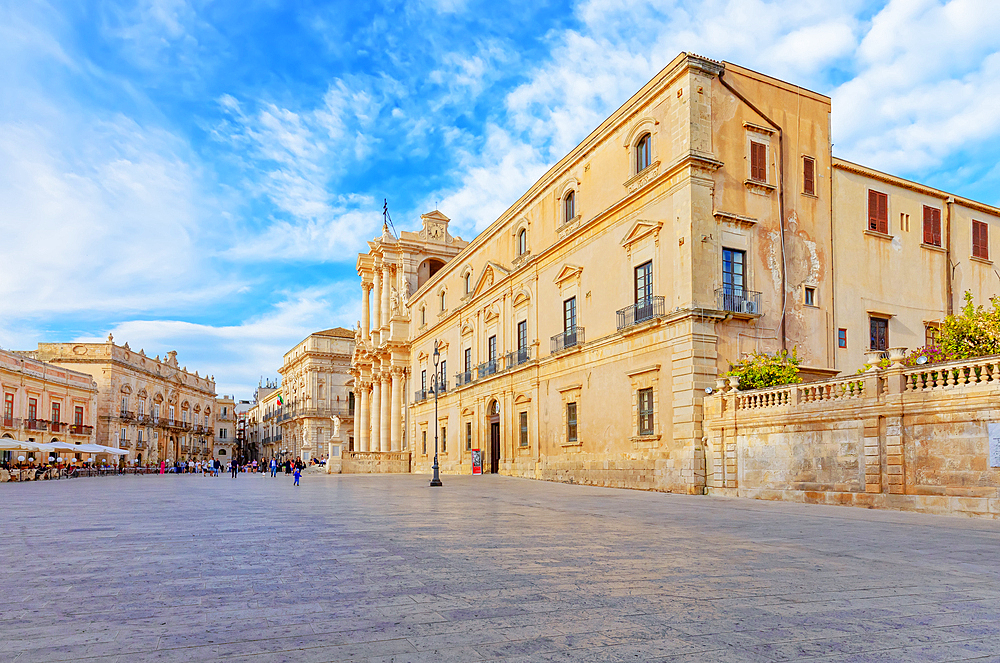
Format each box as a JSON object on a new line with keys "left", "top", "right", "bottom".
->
{"left": 345, "top": 52, "right": 1000, "bottom": 493}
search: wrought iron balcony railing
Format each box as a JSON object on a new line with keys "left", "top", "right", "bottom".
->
{"left": 414, "top": 389, "right": 428, "bottom": 403}
{"left": 478, "top": 360, "right": 498, "bottom": 378}
{"left": 551, "top": 327, "right": 585, "bottom": 353}
{"left": 616, "top": 296, "right": 665, "bottom": 330}
{"left": 505, "top": 347, "right": 531, "bottom": 368}
{"left": 716, "top": 286, "right": 762, "bottom": 315}
{"left": 455, "top": 370, "right": 474, "bottom": 387}
{"left": 69, "top": 424, "right": 93, "bottom": 436}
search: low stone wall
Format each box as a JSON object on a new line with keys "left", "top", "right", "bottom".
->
{"left": 341, "top": 451, "right": 411, "bottom": 474}
{"left": 703, "top": 356, "right": 1000, "bottom": 518}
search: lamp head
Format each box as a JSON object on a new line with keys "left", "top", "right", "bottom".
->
{"left": 433, "top": 341, "right": 440, "bottom": 367}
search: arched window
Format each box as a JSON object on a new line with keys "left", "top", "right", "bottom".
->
{"left": 464, "top": 271, "right": 471, "bottom": 294}
{"left": 563, "top": 191, "right": 575, "bottom": 225}
{"left": 440, "top": 290, "right": 446, "bottom": 311}
{"left": 635, "top": 133, "right": 651, "bottom": 173}
{"left": 421, "top": 306, "right": 426, "bottom": 325}
{"left": 518, "top": 229, "right": 527, "bottom": 256}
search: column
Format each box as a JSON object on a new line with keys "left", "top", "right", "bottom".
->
{"left": 370, "top": 373, "right": 381, "bottom": 452}
{"left": 372, "top": 268, "right": 382, "bottom": 344}
{"left": 357, "top": 385, "right": 368, "bottom": 452}
{"left": 379, "top": 372, "right": 390, "bottom": 452}
{"left": 390, "top": 368, "right": 402, "bottom": 452}
{"left": 362, "top": 281, "right": 372, "bottom": 338}
{"left": 381, "top": 263, "right": 391, "bottom": 329}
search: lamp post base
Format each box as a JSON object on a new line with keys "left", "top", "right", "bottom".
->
{"left": 430, "top": 478, "right": 443, "bottom": 487}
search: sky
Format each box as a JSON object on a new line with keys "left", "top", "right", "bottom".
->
{"left": 2, "top": 0, "right": 999, "bottom": 399}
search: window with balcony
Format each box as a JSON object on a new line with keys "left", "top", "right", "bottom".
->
{"left": 28, "top": 398, "right": 37, "bottom": 422}
{"left": 4, "top": 393, "right": 13, "bottom": 425}
{"left": 564, "top": 297, "right": 576, "bottom": 333}
{"left": 439, "top": 360, "right": 447, "bottom": 392}
{"left": 169, "top": 405, "right": 175, "bottom": 423}
{"left": 870, "top": 317, "right": 888, "bottom": 351}
{"left": 74, "top": 406, "right": 83, "bottom": 425}
{"left": 51, "top": 402, "right": 60, "bottom": 425}
{"left": 421, "top": 369, "right": 427, "bottom": 393}
{"left": 488, "top": 335, "right": 497, "bottom": 363}
{"left": 638, "top": 388, "right": 654, "bottom": 436}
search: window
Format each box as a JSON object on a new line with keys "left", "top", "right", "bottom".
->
{"left": 517, "top": 320, "right": 528, "bottom": 352}
{"left": 838, "top": 328, "right": 847, "bottom": 349}
{"left": 4, "top": 393, "right": 13, "bottom": 421}
{"left": 421, "top": 369, "right": 427, "bottom": 393}
{"left": 803, "top": 156, "right": 816, "bottom": 195}
{"left": 638, "top": 388, "right": 654, "bottom": 436}
{"left": 440, "top": 290, "right": 446, "bottom": 311}
{"left": 566, "top": 402, "right": 578, "bottom": 443}
{"left": 488, "top": 335, "right": 497, "bottom": 363}
{"left": 563, "top": 190, "right": 575, "bottom": 224}
{"left": 804, "top": 287, "right": 816, "bottom": 307}
{"left": 137, "top": 401, "right": 144, "bottom": 417}
{"left": 120, "top": 428, "right": 127, "bottom": 443}
{"left": 973, "top": 220, "right": 990, "bottom": 260}
{"left": 439, "top": 360, "right": 447, "bottom": 389}
{"left": 28, "top": 398, "right": 37, "bottom": 421}
{"left": 563, "top": 297, "right": 577, "bottom": 333}
{"left": 923, "top": 206, "right": 942, "bottom": 247}
{"left": 422, "top": 430, "right": 427, "bottom": 455}
{"left": 121, "top": 396, "right": 128, "bottom": 415}
{"left": 518, "top": 229, "right": 527, "bottom": 256}
{"left": 74, "top": 406, "right": 83, "bottom": 425}
{"left": 870, "top": 317, "right": 888, "bottom": 351}
{"left": 635, "top": 133, "right": 651, "bottom": 173}
{"left": 464, "top": 272, "right": 471, "bottom": 294}
{"left": 868, "top": 190, "right": 888, "bottom": 234}
{"left": 169, "top": 405, "right": 175, "bottom": 423}
{"left": 635, "top": 261, "right": 652, "bottom": 304}
{"left": 51, "top": 402, "right": 60, "bottom": 424}
{"left": 137, "top": 429, "right": 143, "bottom": 445}
{"left": 466, "top": 422, "right": 472, "bottom": 450}
{"left": 153, "top": 403, "right": 160, "bottom": 421}
{"left": 421, "top": 306, "right": 426, "bottom": 325}
{"left": 750, "top": 141, "right": 767, "bottom": 182}
{"left": 926, "top": 325, "right": 941, "bottom": 347}
{"left": 441, "top": 426, "right": 447, "bottom": 453}
{"left": 722, "top": 248, "right": 746, "bottom": 295}
{"left": 519, "top": 411, "right": 528, "bottom": 447}
{"left": 464, "top": 348, "right": 472, "bottom": 373}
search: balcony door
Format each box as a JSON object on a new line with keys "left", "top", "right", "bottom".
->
{"left": 635, "top": 261, "right": 653, "bottom": 322}
{"left": 722, "top": 248, "right": 746, "bottom": 310}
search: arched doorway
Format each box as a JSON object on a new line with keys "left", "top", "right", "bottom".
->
{"left": 417, "top": 258, "right": 446, "bottom": 289}
{"left": 487, "top": 399, "right": 500, "bottom": 474}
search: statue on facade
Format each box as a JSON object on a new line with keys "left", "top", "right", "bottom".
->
{"left": 390, "top": 285, "right": 400, "bottom": 315}
{"left": 331, "top": 415, "right": 341, "bottom": 438}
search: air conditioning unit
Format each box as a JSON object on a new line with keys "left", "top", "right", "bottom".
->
{"left": 743, "top": 300, "right": 757, "bottom": 314}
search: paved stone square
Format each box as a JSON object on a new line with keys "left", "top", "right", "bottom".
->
{"left": 3, "top": 473, "right": 1000, "bottom": 663}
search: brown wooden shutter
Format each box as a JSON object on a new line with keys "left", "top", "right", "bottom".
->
{"left": 750, "top": 142, "right": 766, "bottom": 182}
{"left": 803, "top": 157, "right": 815, "bottom": 195}
{"left": 868, "top": 190, "right": 878, "bottom": 231}
{"left": 974, "top": 220, "right": 989, "bottom": 259}
{"left": 931, "top": 207, "right": 941, "bottom": 246}
{"left": 869, "top": 190, "right": 888, "bottom": 233}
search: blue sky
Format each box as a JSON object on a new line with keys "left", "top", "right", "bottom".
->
{"left": 2, "top": 0, "right": 999, "bottom": 398}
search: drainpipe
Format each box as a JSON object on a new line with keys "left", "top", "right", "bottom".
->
{"left": 945, "top": 196, "right": 955, "bottom": 317}
{"left": 718, "top": 69, "right": 788, "bottom": 351}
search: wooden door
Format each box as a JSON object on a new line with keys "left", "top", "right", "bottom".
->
{"left": 490, "top": 421, "right": 500, "bottom": 474}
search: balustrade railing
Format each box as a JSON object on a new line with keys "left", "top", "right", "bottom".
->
{"left": 904, "top": 356, "right": 1000, "bottom": 392}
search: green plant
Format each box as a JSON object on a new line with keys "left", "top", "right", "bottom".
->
{"left": 938, "top": 291, "right": 1000, "bottom": 360}
{"left": 726, "top": 348, "right": 802, "bottom": 391}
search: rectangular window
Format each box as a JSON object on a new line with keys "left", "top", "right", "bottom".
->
{"left": 973, "top": 220, "right": 990, "bottom": 259}
{"left": 421, "top": 370, "right": 427, "bottom": 392}
{"left": 488, "top": 335, "right": 497, "bottom": 362}
{"left": 838, "top": 328, "right": 848, "bottom": 349}
{"left": 926, "top": 325, "right": 941, "bottom": 347}
{"left": 750, "top": 141, "right": 767, "bottom": 182}
{"left": 635, "top": 260, "right": 653, "bottom": 304}
{"left": 120, "top": 427, "right": 126, "bottom": 443}
{"left": 4, "top": 393, "right": 13, "bottom": 421}
{"left": 803, "top": 156, "right": 816, "bottom": 195}
{"left": 722, "top": 248, "right": 746, "bottom": 293}
{"left": 439, "top": 360, "right": 447, "bottom": 389}
{"left": 74, "top": 406, "right": 84, "bottom": 425}
{"left": 563, "top": 297, "right": 577, "bottom": 333}
{"left": 868, "top": 190, "right": 888, "bottom": 234}
{"left": 466, "top": 422, "right": 472, "bottom": 450}
{"left": 137, "top": 401, "right": 144, "bottom": 417}
{"left": 28, "top": 398, "right": 37, "bottom": 421}
{"left": 566, "top": 402, "right": 578, "bottom": 443}
{"left": 517, "top": 320, "right": 528, "bottom": 351}
{"left": 804, "top": 287, "right": 816, "bottom": 307}
{"left": 870, "top": 317, "right": 888, "bottom": 351}
{"left": 923, "top": 206, "right": 942, "bottom": 247}
{"left": 121, "top": 396, "right": 128, "bottom": 415}
{"left": 638, "top": 388, "right": 654, "bottom": 436}
{"left": 169, "top": 405, "right": 175, "bottom": 423}
{"left": 519, "top": 411, "right": 528, "bottom": 447}
{"left": 422, "top": 430, "right": 427, "bottom": 455}
{"left": 137, "top": 429, "right": 143, "bottom": 444}
{"left": 464, "top": 348, "right": 472, "bottom": 373}
{"left": 441, "top": 426, "right": 447, "bottom": 453}
{"left": 51, "top": 402, "right": 60, "bottom": 424}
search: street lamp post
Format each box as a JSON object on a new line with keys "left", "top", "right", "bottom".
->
{"left": 430, "top": 341, "right": 443, "bottom": 487}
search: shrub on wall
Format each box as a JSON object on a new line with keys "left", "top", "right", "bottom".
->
{"left": 937, "top": 292, "right": 1000, "bottom": 360}
{"left": 726, "top": 349, "right": 802, "bottom": 391}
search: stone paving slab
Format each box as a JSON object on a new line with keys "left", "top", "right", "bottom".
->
{"left": 3, "top": 473, "right": 1000, "bottom": 662}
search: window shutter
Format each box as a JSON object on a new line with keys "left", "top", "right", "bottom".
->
{"left": 932, "top": 208, "right": 941, "bottom": 246}
{"left": 923, "top": 206, "right": 933, "bottom": 245}
{"left": 878, "top": 193, "right": 888, "bottom": 234}
{"left": 974, "top": 220, "right": 989, "bottom": 259}
{"left": 803, "top": 157, "right": 815, "bottom": 195}
{"left": 868, "top": 190, "right": 879, "bottom": 231}
{"left": 750, "top": 142, "right": 766, "bottom": 181}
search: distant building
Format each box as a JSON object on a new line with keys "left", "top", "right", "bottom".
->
{"left": 278, "top": 328, "right": 355, "bottom": 461}
{"left": 0, "top": 347, "right": 98, "bottom": 462}
{"left": 214, "top": 395, "right": 236, "bottom": 461}
{"left": 33, "top": 336, "right": 217, "bottom": 465}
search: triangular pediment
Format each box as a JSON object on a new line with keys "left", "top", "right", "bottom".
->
{"left": 422, "top": 210, "right": 450, "bottom": 223}
{"left": 620, "top": 219, "right": 663, "bottom": 248}
{"left": 473, "top": 262, "right": 510, "bottom": 297}
{"left": 554, "top": 264, "right": 583, "bottom": 286}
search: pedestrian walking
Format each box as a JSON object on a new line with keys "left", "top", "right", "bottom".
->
{"left": 293, "top": 466, "right": 300, "bottom": 486}
{"left": 230, "top": 457, "right": 238, "bottom": 478}
{"left": 270, "top": 458, "right": 277, "bottom": 477}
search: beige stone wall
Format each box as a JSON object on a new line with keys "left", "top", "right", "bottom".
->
{"left": 703, "top": 356, "right": 1000, "bottom": 518}
{"left": 342, "top": 451, "right": 410, "bottom": 474}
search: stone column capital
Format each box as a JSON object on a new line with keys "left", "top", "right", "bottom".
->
{"left": 361, "top": 281, "right": 373, "bottom": 292}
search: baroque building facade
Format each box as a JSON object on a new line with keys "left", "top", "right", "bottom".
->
{"left": 34, "top": 337, "right": 217, "bottom": 466}
{"left": 1, "top": 347, "right": 98, "bottom": 462}
{"left": 349, "top": 53, "right": 1000, "bottom": 492}
{"left": 277, "top": 328, "right": 356, "bottom": 461}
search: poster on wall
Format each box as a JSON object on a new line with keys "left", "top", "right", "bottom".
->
{"left": 988, "top": 422, "right": 1000, "bottom": 468}
{"left": 471, "top": 449, "right": 482, "bottom": 475}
